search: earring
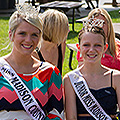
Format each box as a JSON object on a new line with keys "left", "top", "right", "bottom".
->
{"left": 80, "top": 53, "right": 82, "bottom": 57}
{"left": 76, "top": 43, "right": 80, "bottom": 50}
{"left": 102, "top": 54, "right": 105, "bottom": 58}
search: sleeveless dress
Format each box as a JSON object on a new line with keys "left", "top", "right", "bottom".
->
{"left": 67, "top": 69, "right": 118, "bottom": 120}
{"left": 0, "top": 61, "right": 64, "bottom": 120}
{"left": 36, "top": 44, "right": 62, "bottom": 75}
{"left": 76, "top": 87, "right": 118, "bottom": 120}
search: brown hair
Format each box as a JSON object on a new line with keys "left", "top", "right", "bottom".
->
{"left": 78, "top": 26, "right": 106, "bottom": 44}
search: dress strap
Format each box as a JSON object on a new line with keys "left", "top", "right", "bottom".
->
{"left": 111, "top": 71, "right": 113, "bottom": 87}
{"left": 36, "top": 47, "right": 45, "bottom": 62}
{"left": 58, "top": 44, "right": 62, "bottom": 75}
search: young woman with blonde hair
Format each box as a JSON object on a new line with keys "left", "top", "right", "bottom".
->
{"left": 33, "top": 9, "right": 69, "bottom": 75}
{"left": 0, "top": 4, "right": 64, "bottom": 120}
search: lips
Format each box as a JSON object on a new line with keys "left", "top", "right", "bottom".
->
{"left": 87, "top": 54, "right": 97, "bottom": 58}
{"left": 22, "top": 44, "right": 33, "bottom": 49}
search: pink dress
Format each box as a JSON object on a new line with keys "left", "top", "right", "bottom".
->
{"left": 77, "top": 40, "right": 120, "bottom": 71}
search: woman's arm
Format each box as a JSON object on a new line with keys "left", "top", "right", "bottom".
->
{"left": 64, "top": 75, "right": 77, "bottom": 120}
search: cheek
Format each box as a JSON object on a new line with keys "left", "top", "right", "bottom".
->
{"left": 80, "top": 47, "right": 88, "bottom": 53}
{"left": 96, "top": 47, "right": 104, "bottom": 53}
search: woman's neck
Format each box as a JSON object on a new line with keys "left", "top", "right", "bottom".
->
{"left": 40, "top": 40, "right": 57, "bottom": 51}
{"left": 40, "top": 40, "right": 58, "bottom": 66}
{"left": 9, "top": 52, "right": 33, "bottom": 65}
{"left": 81, "top": 63, "right": 104, "bottom": 76}
{"left": 4, "top": 52, "right": 40, "bottom": 74}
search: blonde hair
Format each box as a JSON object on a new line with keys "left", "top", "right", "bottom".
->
{"left": 9, "top": 4, "right": 43, "bottom": 40}
{"left": 41, "top": 9, "right": 69, "bottom": 45}
{"left": 88, "top": 8, "right": 116, "bottom": 57}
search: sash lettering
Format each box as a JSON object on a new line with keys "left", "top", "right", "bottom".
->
{"left": 0, "top": 58, "right": 45, "bottom": 120}
{"left": 68, "top": 70, "right": 112, "bottom": 120}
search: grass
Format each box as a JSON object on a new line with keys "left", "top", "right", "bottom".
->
{"left": 0, "top": 17, "right": 10, "bottom": 57}
{"left": 0, "top": 10, "right": 120, "bottom": 76}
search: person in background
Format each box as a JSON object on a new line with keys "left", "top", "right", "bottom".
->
{"left": 33, "top": 9, "right": 69, "bottom": 75}
{"left": 0, "top": 4, "right": 64, "bottom": 120}
{"left": 64, "top": 24, "right": 120, "bottom": 120}
{"left": 77, "top": 8, "right": 120, "bottom": 71}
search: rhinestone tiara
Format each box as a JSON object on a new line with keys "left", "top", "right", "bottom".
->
{"left": 83, "top": 15, "right": 105, "bottom": 29}
{"left": 16, "top": 3, "right": 40, "bottom": 19}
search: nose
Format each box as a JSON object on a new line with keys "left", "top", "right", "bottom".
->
{"left": 25, "top": 35, "right": 32, "bottom": 43}
{"left": 89, "top": 46, "right": 94, "bottom": 52}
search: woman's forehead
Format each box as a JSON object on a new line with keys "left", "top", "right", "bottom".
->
{"left": 82, "top": 32, "right": 103, "bottom": 39}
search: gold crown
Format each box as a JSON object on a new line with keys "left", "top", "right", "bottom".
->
{"left": 83, "top": 15, "right": 105, "bottom": 29}
{"left": 16, "top": 3, "right": 40, "bottom": 19}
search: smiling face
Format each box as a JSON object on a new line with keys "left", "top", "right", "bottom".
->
{"left": 80, "top": 32, "right": 106, "bottom": 64}
{"left": 10, "top": 20, "right": 41, "bottom": 56}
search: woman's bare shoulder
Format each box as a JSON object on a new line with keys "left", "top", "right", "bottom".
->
{"left": 63, "top": 73, "right": 70, "bottom": 84}
{"left": 102, "top": 65, "right": 120, "bottom": 75}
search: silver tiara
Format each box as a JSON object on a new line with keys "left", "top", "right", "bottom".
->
{"left": 16, "top": 3, "right": 40, "bottom": 19}
{"left": 83, "top": 15, "right": 105, "bottom": 28}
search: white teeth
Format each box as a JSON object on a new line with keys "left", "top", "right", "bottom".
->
{"left": 22, "top": 45, "right": 32, "bottom": 49}
{"left": 89, "top": 55, "right": 95, "bottom": 57}
{"left": 88, "top": 54, "right": 96, "bottom": 58}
